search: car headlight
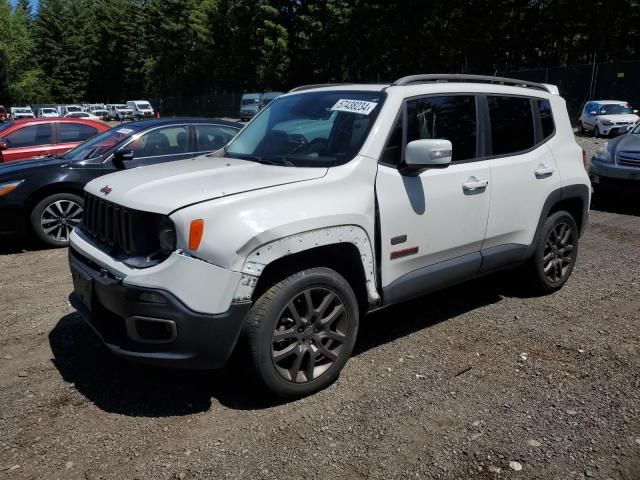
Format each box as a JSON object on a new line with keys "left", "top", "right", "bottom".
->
{"left": 0, "top": 180, "right": 25, "bottom": 197}
{"left": 601, "top": 120, "right": 614, "bottom": 126}
{"left": 594, "top": 143, "right": 611, "bottom": 163}
{"left": 158, "top": 217, "right": 177, "bottom": 253}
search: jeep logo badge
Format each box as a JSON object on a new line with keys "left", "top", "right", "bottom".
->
{"left": 100, "top": 185, "right": 112, "bottom": 196}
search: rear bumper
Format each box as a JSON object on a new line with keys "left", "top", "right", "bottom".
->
{"left": 69, "top": 247, "right": 251, "bottom": 369}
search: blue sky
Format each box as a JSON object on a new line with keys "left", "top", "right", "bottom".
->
{"left": 10, "top": 0, "right": 39, "bottom": 9}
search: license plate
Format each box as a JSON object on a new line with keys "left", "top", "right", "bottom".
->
{"left": 72, "top": 267, "right": 93, "bottom": 310}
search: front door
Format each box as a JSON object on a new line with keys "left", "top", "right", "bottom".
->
{"left": 375, "top": 95, "right": 490, "bottom": 303}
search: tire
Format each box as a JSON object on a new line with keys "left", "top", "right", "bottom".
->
{"left": 30, "top": 193, "right": 84, "bottom": 247}
{"left": 593, "top": 126, "right": 600, "bottom": 138}
{"left": 243, "top": 267, "right": 359, "bottom": 398}
{"left": 526, "top": 211, "right": 579, "bottom": 294}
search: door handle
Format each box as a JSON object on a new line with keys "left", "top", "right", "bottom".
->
{"left": 534, "top": 164, "right": 554, "bottom": 178}
{"left": 462, "top": 177, "right": 489, "bottom": 192}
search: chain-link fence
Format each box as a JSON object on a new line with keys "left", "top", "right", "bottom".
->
{"left": 499, "top": 61, "right": 640, "bottom": 123}
{"left": 149, "top": 92, "right": 243, "bottom": 119}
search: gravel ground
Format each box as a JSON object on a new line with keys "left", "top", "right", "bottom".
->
{"left": 1, "top": 136, "right": 639, "bottom": 480}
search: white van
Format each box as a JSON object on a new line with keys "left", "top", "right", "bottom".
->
{"left": 126, "top": 100, "right": 154, "bottom": 119}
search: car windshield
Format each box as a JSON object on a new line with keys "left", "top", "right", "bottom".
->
{"left": 42, "top": 109, "right": 56, "bottom": 113}
{"left": 242, "top": 98, "right": 260, "bottom": 106}
{"left": 66, "top": 106, "right": 82, "bottom": 112}
{"left": 60, "top": 126, "right": 138, "bottom": 161}
{"left": 137, "top": 103, "right": 151, "bottom": 109}
{"left": 116, "top": 105, "right": 128, "bottom": 110}
{"left": 0, "top": 122, "right": 15, "bottom": 134}
{"left": 14, "top": 108, "right": 31, "bottom": 113}
{"left": 599, "top": 104, "right": 633, "bottom": 115}
{"left": 225, "top": 90, "right": 385, "bottom": 167}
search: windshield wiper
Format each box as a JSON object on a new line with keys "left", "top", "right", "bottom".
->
{"left": 229, "top": 154, "right": 295, "bottom": 167}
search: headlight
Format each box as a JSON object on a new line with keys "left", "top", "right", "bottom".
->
{"left": 594, "top": 143, "right": 611, "bottom": 163}
{"left": 0, "top": 180, "right": 24, "bottom": 197}
{"left": 601, "top": 120, "right": 614, "bottom": 126}
{"left": 158, "top": 217, "right": 177, "bottom": 253}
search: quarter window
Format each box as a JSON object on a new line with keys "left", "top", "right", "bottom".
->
{"left": 406, "top": 95, "right": 477, "bottom": 162}
{"left": 59, "top": 123, "right": 99, "bottom": 143}
{"left": 488, "top": 96, "right": 535, "bottom": 155}
{"left": 3, "top": 124, "right": 53, "bottom": 148}
{"left": 537, "top": 99, "right": 555, "bottom": 139}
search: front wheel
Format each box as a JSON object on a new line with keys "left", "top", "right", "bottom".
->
{"left": 525, "top": 211, "right": 579, "bottom": 294}
{"left": 593, "top": 126, "right": 600, "bottom": 138}
{"left": 30, "top": 193, "right": 84, "bottom": 247}
{"left": 243, "top": 267, "right": 359, "bottom": 397}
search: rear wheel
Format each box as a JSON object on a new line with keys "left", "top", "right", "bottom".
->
{"left": 243, "top": 267, "right": 359, "bottom": 397}
{"left": 526, "top": 211, "right": 579, "bottom": 294}
{"left": 30, "top": 193, "right": 84, "bottom": 247}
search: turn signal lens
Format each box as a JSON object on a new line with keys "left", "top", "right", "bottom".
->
{"left": 188, "top": 219, "right": 204, "bottom": 250}
{"left": 0, "top": 180, "right": 24, "bottom": 197}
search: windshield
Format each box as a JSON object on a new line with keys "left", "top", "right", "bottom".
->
{"left": 136, "top": 103, "right": 152, "bottom": 109}
{"left": 242, "top": 98, "right": 260, "bottom": 106}
{"left": 14, "top": 108, "right": 31, "bottom": 113}
{"left": 599, "top": 104, "right": 633, "bottom": 115}
{"left": 0, "top": 122, "right": 14, "bottom": 134}
{"left": 60, "top": 126, "right": 138, "bottom": 161}
{"left": 42, "top": 108, "right": 57, "bottom": 113}
{"left": 66, "top": 106, "right": 82, "bottom": 112}
{"left": 225, "top": 90, "right": 385, "bottom": 167}
{"left": 115, "top": 105, "right": 129, "bottom": 110}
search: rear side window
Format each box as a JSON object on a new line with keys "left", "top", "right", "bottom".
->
{"left": 488, "top": 96, "right": 535, "bottom": 155}
{"left": 537, "top": 99, "right": 555, "bottom": 139}
{"left": 3, "top": 124, "right": 53, "bottom": 148}
{"left": 195, "top": 124, "right": 239, "bottom": 151}
{"left": 59, "top": 123, "right": 99, "bottom": 143}
{"left": 406, "top": 95, "right": 477, "bottom": 162}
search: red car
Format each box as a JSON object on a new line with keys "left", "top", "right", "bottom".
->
{"left": 0, "top": 118, "right": 110, "bottom": 163}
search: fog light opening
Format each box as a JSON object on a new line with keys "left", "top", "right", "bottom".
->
{"left": 126, "top": 317, "right": 177, "bottom": 344}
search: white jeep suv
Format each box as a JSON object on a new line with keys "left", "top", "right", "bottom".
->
{"left": 68, "top": 75, "right": 590, "bottom": 397}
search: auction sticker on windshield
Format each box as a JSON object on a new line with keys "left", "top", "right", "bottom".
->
{"left": 116, "top": 128, "right": 134, "bottom": 134}
{"left": 331, "top": 99, "right": 378, "bottom": 115}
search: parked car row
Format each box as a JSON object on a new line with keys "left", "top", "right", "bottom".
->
{"left": 239, "top": 91, "right": 284, "bottom": 121}
{"left": 0, "top": 100, "right": 155, "bottom": 122}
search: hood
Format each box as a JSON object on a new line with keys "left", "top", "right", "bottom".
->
{"left": 0, "top": 156, "right": 68, "bottom": 179}
{"left": 85, "top": 155, "right": 328, "bottom": 215}
{"left": 597, "top": 114, "right": 639, "bottom": 124}
{"left": 609, "top": 134, "right": 640, "bottom": 153}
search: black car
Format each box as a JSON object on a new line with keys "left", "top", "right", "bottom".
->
{"left": 0, "top": 118, "right": 241, "bottom": 247}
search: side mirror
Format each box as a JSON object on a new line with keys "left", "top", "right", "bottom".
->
{"left": 0, "top": 141, "right": 7, "bottom": 151}
{"left": 112, "top": 149, "right": 134, "bottom": 169}
{"left": 403, "top": 139, "right": 452, "bottom": 173}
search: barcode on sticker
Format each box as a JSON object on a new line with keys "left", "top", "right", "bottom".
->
{"left": 331, "top": 99, "right": 378, "bottom": 115}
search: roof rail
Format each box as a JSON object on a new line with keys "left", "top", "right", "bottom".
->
{"left": 289, "top": 83, "right": 353, "bottom": 93}
{"left": 391, "top": 74, "right": 552, "bottom": 93}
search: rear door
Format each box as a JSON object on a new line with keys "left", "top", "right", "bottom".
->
{"left": 375, "top": 95, "right": 491, "bottom": 300}
{"left": 481, "top": 96, "right": 561, "bottom": 260}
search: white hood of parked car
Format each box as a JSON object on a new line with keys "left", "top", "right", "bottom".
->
{"left": 85, "top": 155, "right": 328, "bottom": 215}
{"left": 597, "top": 114, "right": 639, "bottom": 124}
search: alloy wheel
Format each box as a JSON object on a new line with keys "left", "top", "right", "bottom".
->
{"left": 40, "top": 199, "right": 83, "bottom": 243}
{"left": 543, "top": 222, "right": 574, "bottom": 283}
{"left": 271, "top": 287, "right": 348, "bottom": 383}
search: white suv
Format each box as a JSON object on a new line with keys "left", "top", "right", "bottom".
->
{"left": 68, "top": 75, "right": 590, "bottom": 397}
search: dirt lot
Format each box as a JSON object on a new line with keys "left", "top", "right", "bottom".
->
{"left": 1, "top": 136, "right": 639, "bottom": 480}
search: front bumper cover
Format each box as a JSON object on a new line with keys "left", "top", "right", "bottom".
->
{"left": 69, "top": 248, "right": 251, "bottom": 369}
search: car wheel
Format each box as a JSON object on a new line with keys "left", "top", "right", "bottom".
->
{"left": 526, "top": 211, "right": 579, "bottom": 294}
{"left": 243, "top": 267, "right": 359, "bottom": 397}
{"left": 30, "top": 193, "right": 84, "bottom": 248}
{"left": 593, "top": 126, "right": 600, "bottom": 138}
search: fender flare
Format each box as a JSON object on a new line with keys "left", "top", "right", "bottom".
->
{"left": 232, "top": 225, "right": 380, "bottom": 304}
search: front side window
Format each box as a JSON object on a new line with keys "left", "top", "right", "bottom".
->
{"left": 226, "top": 90, "right": 385, "bottom": 167}
{"left": 406, "top": 95, "right": 477, "bottom": 162}
{"left": 127, "top": 126, "right": 189, "bottom": 157}
{"left": 3, "top": 124, "right": 53, "bottom": 148}
{"left": 59, "top": 123, "right": 99, "bottom": 143}
{"left": 488, "top": 96, "right": 535, "bottom": 155}
{"left": 61, "top": 126, "right": 140, "bottom": 160}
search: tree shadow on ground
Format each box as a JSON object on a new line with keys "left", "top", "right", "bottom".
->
{"left": 48, "top": 270, "right": 536, "bottom": 415}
